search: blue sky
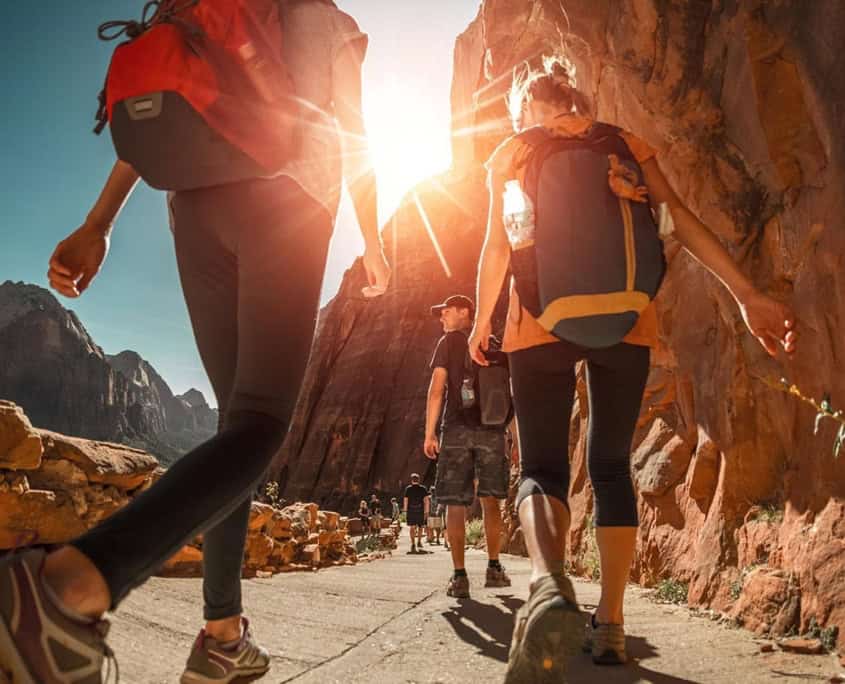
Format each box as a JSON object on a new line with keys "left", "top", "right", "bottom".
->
{"left": 0, "top": 1, "right": 480, "bottom": 406}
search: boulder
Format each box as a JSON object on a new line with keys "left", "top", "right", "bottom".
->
{"left": 778, "top": 638, "right": 824, "bottom": 655}
{"left": 0, "top": 402, "right": 43, "bottom": 471}
{"left": 270, "top": 540, "right": 297, "bottom": 567}
{"left": 244, "top": 533, "right": 274, "bottom": 570}
{"left": 732, "top": 568, "right": 800, "bottom": 636}
{"left": 299, "top": 543, "right": 321, "bottom": 566}
{"left": 0, "top": 490, "right": 86, "bottom": 548}
{"left": 160, "top": 545, "right": 203, "bottom": 577}
{"left": 39, "top": 431, "right": 157, "bottom": 491}
{"left": 248, "top": 502, "right": 275, "bottom": 533}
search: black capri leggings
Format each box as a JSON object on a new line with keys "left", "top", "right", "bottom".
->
{"left": 72, "top": 177, "right": 332, "bottom": 616}
{"left": 509, "top": 340, "right": 650, "bottom": 527}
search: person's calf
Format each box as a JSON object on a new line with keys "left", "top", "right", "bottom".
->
{"left": 446, "top": 504, "right": 467, "bottom": 569}
{"left": 480, "top": 496, "right": 504, "bottom": 561}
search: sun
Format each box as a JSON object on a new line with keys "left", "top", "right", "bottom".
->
{"left": 362, "top": 83, "right": 452, "bottom": 217}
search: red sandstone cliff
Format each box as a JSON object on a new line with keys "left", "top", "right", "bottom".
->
{"left": 275, "top": 0, "right": 844, "bottom": 648}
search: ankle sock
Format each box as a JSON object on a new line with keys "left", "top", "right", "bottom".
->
{"left": 220, "top": 635, "right": 242, "bottom": 652}
{"left": 488, "top": 560, "right": 502, "bottom": 571}
{"left": 453, "top": 568, "right": 467, "bottom": 578}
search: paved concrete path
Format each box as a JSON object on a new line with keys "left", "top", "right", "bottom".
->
{"left": 110, "top": 534, "right": 842, "bottom": 683}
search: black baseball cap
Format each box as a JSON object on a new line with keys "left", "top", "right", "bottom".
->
{"left": 430, "top": 294, "right": 474, "bottom": 318}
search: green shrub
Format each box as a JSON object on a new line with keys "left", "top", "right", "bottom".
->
{"left": 653, "top": 579, "right": 688, "bottom": 605}
{"left": 580, "top": 514, "right": 601, "bottom": 581}
{"left": 751, "top": 503, "right": 784, "bottom": 524}
{"left": 806, "top": 616, "right": 839, "bottom": 652}
{"left": 355, "top": 535, "right": 380, "bottom": 555}
{"left": 465, "top": 518, "right": 485, "bottom": 546}
{"left": 730, "top": 579, "right": 743, "bottom": 601}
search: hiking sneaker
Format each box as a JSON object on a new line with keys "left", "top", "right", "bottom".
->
{"left": 446, "top": 574, "right": 470, "bottom": 599}
{"left": 485, "top": 565, "right": 512, "bottom": 588}
{"left": 583, "top": 612, "right": 627, "bottom": 665}
{"left": 505, "top": 574, "right": 583, "bottom": 684}
{"left": 181, "top": 617, "right": 270, "bottom": 683}
{"left": 0, "top": 548, "right": 116, "bottom": 684}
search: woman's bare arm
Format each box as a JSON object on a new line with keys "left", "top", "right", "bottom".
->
{"left": 469, "top": 171, "right": 512, "bottom": 364}
{"left": 641, "top": 157, "right": 797, "bottom": 356}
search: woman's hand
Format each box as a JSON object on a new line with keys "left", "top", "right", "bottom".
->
{"left": 423, "top": 434, "right": 440, "bottom": 460}
{"left": 47, "top": 221, "right": 111, "bottom": 298}
{"left": 362, "top": 244, "right": 391, "bottom": 298}
{"left": 468, "top": 320, "right": 492, "bottom": 366}
{"left": 738, "top": 290, "right": 798, "bottom": 357}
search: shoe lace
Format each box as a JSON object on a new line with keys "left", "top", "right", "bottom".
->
{"left": 102, "top": 643, "right": 120, "bottom": 684}
{"left": 94, "top": 621, "right": 120, "bottom": 683}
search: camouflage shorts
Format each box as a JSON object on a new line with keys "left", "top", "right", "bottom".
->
{"left": 435, "top": 424, "right": 508, "bottom": 506}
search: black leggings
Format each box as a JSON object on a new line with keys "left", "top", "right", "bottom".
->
{"left": 72, "top": 177, "right": 332, "bottom": 617}
{"left": 509, "top": 340, "right": 650, "bottom": 527}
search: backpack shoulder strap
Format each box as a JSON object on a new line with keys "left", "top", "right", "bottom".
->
{"left": 522, "top": 122, "right": 637, "bottom": 200}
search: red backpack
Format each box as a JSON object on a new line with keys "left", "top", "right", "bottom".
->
{"left": 94, "top": 0, "right": 298, "bottom": 191}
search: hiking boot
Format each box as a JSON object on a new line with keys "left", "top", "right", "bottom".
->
{"left": 485, "top": 565, "right": 512, "bottom": 588}
{"left": 505, "top": 574, "right": 583, "bottom": 684}
{"left": 0, "top": 548, "right": 116, "bottom": 683}
{"left": 446, "top": 574, "right": 470, "bottom": 599}
{"left": 583, "top": 612, "right": 627, "bottom": 665}
{"left": 181, "top": 617, "right": 270, "bottom": 683}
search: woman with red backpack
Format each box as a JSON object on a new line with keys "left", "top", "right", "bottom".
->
{"left": 0, "top": 2, "right": 389, "bottom": 682}
{"left": 469, "top": 57, "right": 797, "bottom": 683}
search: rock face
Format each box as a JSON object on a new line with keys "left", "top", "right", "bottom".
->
{"left": 273, "top": 0, "right": 845, "bottom": 650}
{"left": 106, "top": 350, "right": 217, "bottom": 461}
{"left": 0, "top": 281, "right": 217, "bottom": 464}
{"left": 271, "top": 168, "right": 501, "bottom": 512}
{"left": 0, "top": 401, "right": 159, "bottom": 548}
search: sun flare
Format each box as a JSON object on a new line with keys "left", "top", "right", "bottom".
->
{"left": 363, "top": 83, "right": 452, "bottom": 215}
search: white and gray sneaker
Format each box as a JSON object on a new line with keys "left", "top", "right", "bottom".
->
{"left": 583, "top": 612, "right": 627, "bottom": 665}
{"left": 181, "top": 617, "right": 270, "bottom": 683}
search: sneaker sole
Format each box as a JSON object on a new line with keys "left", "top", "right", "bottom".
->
{"left": 0, "top": 616, "right": 36, "bottom": 684}
{"left": 505, "top": 598, "right": 583, "bottom": 684}
{"left": 446, "top": 589, "right": 470, "bottom": 599}
{"left": 484, "top": 580, "right": 513, "bottom": 588}
{"left": 592, "top": 648, "right": 627, "bottom": 665}
{"left": 180, "top": 665, "right": 270, "bottom": 684}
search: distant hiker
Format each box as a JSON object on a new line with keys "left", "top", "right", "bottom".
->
{"left": 358, "top": 500, "right": 371, "bottom": 537}
{"left": 427, "top": 486, "right": 443, "bottom": 545}
{"left": 5, "top": 2, "right": 391, "bottom": 681}
{"left": 403, "top": 473, "right": 429, "bottom": 554}
{"left": 470, "top": 55, "right": 797, "bottom": 682}
{"left": 424, "top": 295, "right": 512, "bottom": 599}
{"left": 369, "top": 494, "right": 383, "bottom": 535}
{"left": 390, "top": 497, "right": 401, "bottom": 529}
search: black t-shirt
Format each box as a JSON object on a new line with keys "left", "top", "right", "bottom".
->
{"left": 404, "top": 484, "right": 429, "bottom": 515}
{"left": 370, "top": 499, "right": 382, "bottom": 515}
{"left": 430, "top": 330, "right": 480, "bottom": 428}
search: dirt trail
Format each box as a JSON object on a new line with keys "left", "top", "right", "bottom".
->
{"left": 109, "top": 535, "right": 842, "bottom": 682}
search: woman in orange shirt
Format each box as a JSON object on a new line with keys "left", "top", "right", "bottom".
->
{"left": 469, "top": 58, "right": 797, "bottom": 682}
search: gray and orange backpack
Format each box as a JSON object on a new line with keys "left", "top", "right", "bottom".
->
{"left": 506, "top": 123, "right": 666, "bottom": 348}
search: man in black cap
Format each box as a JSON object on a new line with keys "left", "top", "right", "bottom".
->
{"left": 424, "top": 295, "right": 511, "bottom": 599}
